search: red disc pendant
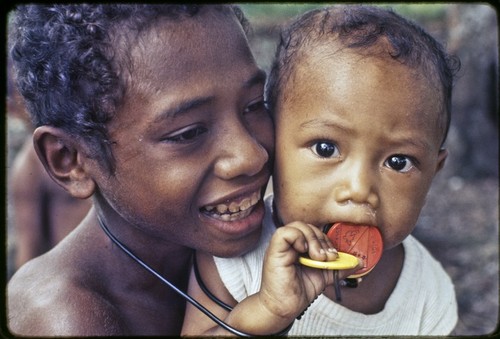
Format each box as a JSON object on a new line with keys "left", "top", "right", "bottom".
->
{"left": 326, "top": 223, "right": 383, "bottom": 277}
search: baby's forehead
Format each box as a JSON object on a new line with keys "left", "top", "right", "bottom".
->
{"left": 300, "top": 39, "right": 442, "bottom": 93}
{"left": 286, "top": 45, "right": 446, "bottom": 142}
{"left": 306, "top": 36, "right": 431, "bottom": 74}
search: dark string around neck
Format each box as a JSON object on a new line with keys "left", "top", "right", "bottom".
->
{"left": 97, "top": 216, "right": 293, "bottom": 336}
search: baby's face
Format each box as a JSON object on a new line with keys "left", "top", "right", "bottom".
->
{"left": 273, "top": 49, "right": 447, "bottom": 250}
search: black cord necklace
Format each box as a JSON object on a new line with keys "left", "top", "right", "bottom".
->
{"left": 97, "top": 216, "right": 293, "bottom": 336}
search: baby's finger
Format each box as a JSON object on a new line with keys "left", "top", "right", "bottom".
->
{"left": 302, "top": 224, "right": 338, "bottom": 261}
{"left": 310, "top": 230, "right": 338, "bottom": 261}
{"left": 285, "top": 222, "right": 338, "bottom": 261}
{"left": 267, "top": 224, "right": 308, "bottom": 257}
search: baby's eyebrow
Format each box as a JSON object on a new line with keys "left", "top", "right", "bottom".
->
{"left": 300, "top": 118, "right": 351, "bottom": 134}
{"left": 301, "top": 118, "right": 433, "bottom": 151}
{"left": 394, "top": 137, "right": 433, "bottom": 152}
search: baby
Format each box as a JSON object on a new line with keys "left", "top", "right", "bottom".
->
{"left": 184, "top": 5, "right": 460, "bottom": 336}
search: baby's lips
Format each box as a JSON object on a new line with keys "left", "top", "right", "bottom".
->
{"left": 325, "top": 223, "right": 383, "bottom": 278}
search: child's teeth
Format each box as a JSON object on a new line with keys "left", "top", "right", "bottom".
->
{"left": 250, "top": 192, "right": 259, "bottom": 205}
{"left": 216, "top": 204, "right": 228, "bottom": 213}
{"left": 205, "top": 191, "right": 262, "bottom": 217}
{"left": 229, "top": 201, "right": 239, "bottom": 213}
{"left": 240, "top": 198, "right": 251, "bottom": 211}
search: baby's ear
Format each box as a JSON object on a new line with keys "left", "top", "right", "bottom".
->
{"left": 33, "top": 126, "right": 96, "bottom": 199}
{"left": 435, "top": 148, "right": 448, "bottom": 173}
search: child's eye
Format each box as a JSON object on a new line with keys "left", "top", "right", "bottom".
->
{"left": 384, "top": 154, "right": 415, "bottom": 172}
{"left": 164, "top": 126, "right": 207, "bottom": 143}
{"left": 311, "top": 141, "right": 340, "bottom": 158}
{"left": 244, "top": 99, "right": 268, "bottom": 115}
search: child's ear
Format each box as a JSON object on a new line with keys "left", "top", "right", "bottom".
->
{"left": 33, "top": 126, "right": 96, "bottom": 199}
{"left": 435, "top": 148, "right": 448, "bottom": 173}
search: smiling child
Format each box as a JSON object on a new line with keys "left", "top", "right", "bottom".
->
{"left": 7, "top": 4, "right": 276, "bottom": 335}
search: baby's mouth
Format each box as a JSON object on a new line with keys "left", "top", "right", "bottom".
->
{"left": 201, "top": 191, "right": 261, "bottom": 221}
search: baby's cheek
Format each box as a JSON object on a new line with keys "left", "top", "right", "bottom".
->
{"left": 381, "top": 221, "right": 416, "bottom": 250}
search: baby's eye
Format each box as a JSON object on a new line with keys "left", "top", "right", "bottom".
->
{"left": 311, "top": 141, "right": 339, "bottom": 158}
{"left": 384, "top": 155, "right": 415, "bottom": 172}
{"left": 164, "top": 126, "right": 207, "bottom": 143}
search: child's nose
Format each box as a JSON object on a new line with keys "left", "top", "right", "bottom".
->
{"left": 214, "top": 124, "right": 269, "bottom": 180}
{"left": 334, "top": 160, "right": 379, "bottom": 208}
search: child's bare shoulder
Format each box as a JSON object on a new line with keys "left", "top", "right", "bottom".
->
{"left": 8, "top": 253, "right": 126, "bottom": 336}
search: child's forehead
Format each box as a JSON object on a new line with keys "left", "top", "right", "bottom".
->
{"left": 300, "top": 41, "right": 438, "bottom": 91}
{"left": 302, "top": 35, "right": 437, "bottom": 79}
{"left": 314, "top": 36, "right": 438, "bottom": 93}
{"left": 113, "top": 9, "right": 251, "bottom": 94}
{"left": 285, "top": 46, "right": 446, "bottom": 145}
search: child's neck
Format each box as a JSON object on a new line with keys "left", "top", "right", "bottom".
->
{"left": 324, "top": 243, "right": 405, "bottom": 314}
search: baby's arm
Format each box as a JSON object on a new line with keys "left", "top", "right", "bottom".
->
{"left": 182, "top": 222, "right": 360, "bottom": 336}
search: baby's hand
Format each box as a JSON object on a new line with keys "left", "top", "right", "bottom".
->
{"left": 258, "top": 222, "right": 359, "bottom": 321}
{"left": 295, "top": 222, "right": 339, "bottom": 262}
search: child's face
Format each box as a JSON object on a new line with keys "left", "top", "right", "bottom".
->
{"left": 273, "top": 48, "right": 447, "bottom": 251}
{"left": 91, "top": 12, "right": 274, "bottom": 257}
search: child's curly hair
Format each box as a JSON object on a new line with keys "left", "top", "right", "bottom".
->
{"left": 9, "top": 4, "right": 249, "bottom": 172}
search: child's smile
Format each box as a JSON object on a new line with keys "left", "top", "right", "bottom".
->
{"left": 202, "top": 190, "right": 261, "bottom": 222}
{"left": 92, "top": 11, "right": 274, "bottom": 258}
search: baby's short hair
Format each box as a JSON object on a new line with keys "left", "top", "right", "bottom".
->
{"left": 10, "top": 4, "right": 248, "bottom": 172}
{"left": 267, "top": 5, "right": 460, "bottom": 146}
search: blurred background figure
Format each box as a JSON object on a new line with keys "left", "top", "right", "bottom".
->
{"left": 9, "top": 138, "right": 92, "bottom": 271}
{"left": 7, "top": 56, "right": 92, "bottom": 277}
